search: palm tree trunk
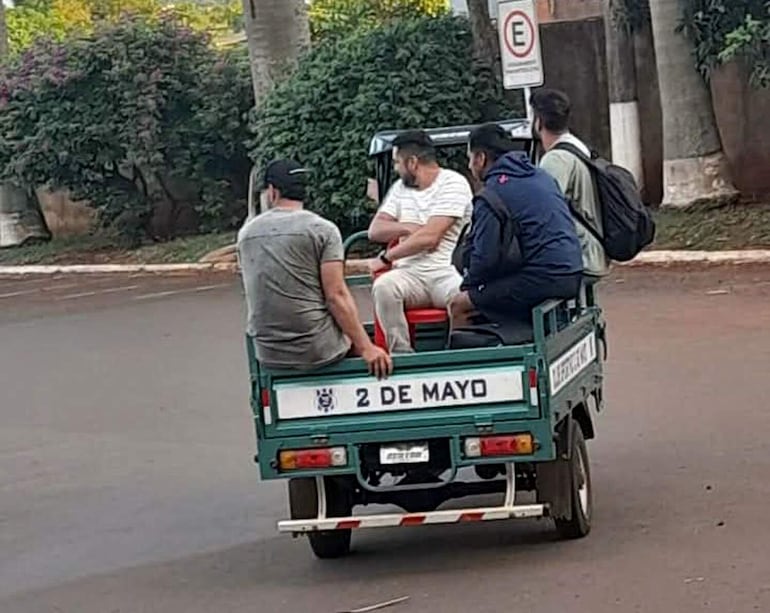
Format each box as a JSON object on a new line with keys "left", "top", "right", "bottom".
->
{"left": 467, "top": 0, "right": 499, "bottom": 66}
{"left": 466, "top": 0, "right": 522, "bottom": 118}
{"left": 241, "top": 0, "right": 309, "bottom": 103}
{"left": 0, "top": 1, "right": 8, "bottom": 57}
{"left": 604, "top": 0, "right": 644, "bottom": 189}
{"left": 648, "top": 0, "right": 737, "bottom": 208}
{"left": 0, "top": 1, "right": 51, "bottom": 247}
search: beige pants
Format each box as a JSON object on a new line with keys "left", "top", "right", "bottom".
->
{"left": 372, "top": 267, "right": 462, "bottom": 354}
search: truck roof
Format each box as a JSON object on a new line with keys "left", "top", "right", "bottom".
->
{"left": 368, "top": 118, "right": 533, "bottom": 157}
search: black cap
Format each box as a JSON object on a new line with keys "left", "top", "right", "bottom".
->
{"left": 262, "top": 159, "right": 310, "bottom": 201}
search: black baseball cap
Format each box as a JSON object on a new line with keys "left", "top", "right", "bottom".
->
{"left": 262, "top": 159, "right": 310, "bottom": 201}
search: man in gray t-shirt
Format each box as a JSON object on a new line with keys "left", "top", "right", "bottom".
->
{"left": 237, "top": 159, "right": 391, "bottom": 377}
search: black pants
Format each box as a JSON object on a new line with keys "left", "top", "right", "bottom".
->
{"left": 468, "top": 270, "right": 583, "bottom": 325}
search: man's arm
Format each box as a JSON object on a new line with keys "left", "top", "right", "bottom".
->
{"left": 384, "top": 215, "right": 456, "bottom": 261}
{"left": 321, "top": 261, "right": 392, "bottom": 378}
{"left": 368, "top": 211, "right": 420, "bottom": 244}
{"left": 321, "top": 261, "right": 372, "bottom": 353}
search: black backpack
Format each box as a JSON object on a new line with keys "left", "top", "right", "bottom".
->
{"left": 554, "top": 142, "right": 655, "bottom": 262}
{"left": 452, "top": 187, "right": 523, "bottom": 276}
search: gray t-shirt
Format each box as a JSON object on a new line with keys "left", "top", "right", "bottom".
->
{"left": 237, "top": 208, "right": 351, "bottom": 370}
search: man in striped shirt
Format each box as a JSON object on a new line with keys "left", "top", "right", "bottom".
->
{"left": 368, "top": 131, "right": 473, "bottom": 354}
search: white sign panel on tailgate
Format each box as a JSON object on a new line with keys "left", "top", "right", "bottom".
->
{"left": 549, "top": 333, "right": 597, "bottom": 396}
{"left": 274, "top": 368, "right": 524, "bottom": 420}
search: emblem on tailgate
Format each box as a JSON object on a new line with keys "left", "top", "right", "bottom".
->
{"left": 315, "top": 388, "right": 338, "bottom": 414}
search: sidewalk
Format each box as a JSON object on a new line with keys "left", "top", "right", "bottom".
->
{"left": 2, "top": 250, "right": 770, "bottom": 277}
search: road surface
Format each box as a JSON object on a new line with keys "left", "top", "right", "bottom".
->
{"left": 1, "top": 266, "right": 770, "bottom": 612}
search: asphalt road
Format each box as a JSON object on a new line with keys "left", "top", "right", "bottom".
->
{"left": 1, "top": 266, "right": 770, "bottom": 613}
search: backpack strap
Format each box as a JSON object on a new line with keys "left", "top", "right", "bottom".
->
{"left": 552, "top": 142, "right": 605, "bottom": 244}
{"left": 553, "top": 141, "right": 595, "bottom": 164}
{"left": 476, "top": 187, "right": 519, "bottom": 232}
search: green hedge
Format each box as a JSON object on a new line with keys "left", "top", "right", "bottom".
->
{"left": 248, "top": 15, "right": 518, "bottom": 234}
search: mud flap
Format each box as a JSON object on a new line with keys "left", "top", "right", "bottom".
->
{"left": 536, "top": 417, "right": 573, "bottom": 520}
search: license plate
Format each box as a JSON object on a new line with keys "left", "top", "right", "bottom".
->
{"left": 379, "top": 442, "right": 430, "bottom": 465}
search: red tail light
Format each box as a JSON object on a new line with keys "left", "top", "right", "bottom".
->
{"left": 279, "top": 447, "right": 347, "bottom": 471}
{"left": 464, "top": 434, "right": 534, "bottom": 458}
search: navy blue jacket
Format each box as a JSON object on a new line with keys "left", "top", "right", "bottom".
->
{"left": 462, "top": 152, "right": 583, "bottom": 293}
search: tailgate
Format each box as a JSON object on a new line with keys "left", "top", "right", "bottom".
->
{"left": 257, "top": 346, "right": 542, "bottom": 438}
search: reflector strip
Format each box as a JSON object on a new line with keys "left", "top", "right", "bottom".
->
{"left": 260, "top": 389, "right": 272, "bottom": 425}
{"left": 529, "top": 369, "right": 539, "bottom": 407}
{"left": 277, "top": 504, "right": 545, "bottom": 533}
{"left": 336, "top": 520, "right": 362, "bottom": 530}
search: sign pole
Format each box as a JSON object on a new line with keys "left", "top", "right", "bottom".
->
{"left": 524, "top": 86, "right": 533, "bottom": 122}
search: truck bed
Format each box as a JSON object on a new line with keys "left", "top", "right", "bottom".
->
{"left": 248, "top": 298, "right": 604, "bottom": 481}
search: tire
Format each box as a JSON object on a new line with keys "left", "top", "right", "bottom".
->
{"left": 288, "top": 477, "right": 352, "bottom": 559}
{"left": 554, "top": 425, "right": 592, "bottom": 539}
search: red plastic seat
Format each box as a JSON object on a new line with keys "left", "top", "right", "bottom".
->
{"left": 373, "top": 307, "right": 448, "bottom": 351}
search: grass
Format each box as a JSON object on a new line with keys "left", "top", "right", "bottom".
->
{"left": 652, "top": 201, "right": 770, "bottom": 250}
{"left": 1, "top": 202, "right": 769, "bottom": 266}
{"left": 0, "top": 231, "right": 235, "bottom": 266}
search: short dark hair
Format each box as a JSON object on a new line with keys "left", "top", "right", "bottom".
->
{"left": 469, "top": 123, "right": 516, "bottom": 164}
{"left": 529, "top": 88, "right": 571, "bottom": 133}
{"left": 392, "top": 130, "right": 437, "bottom": 163}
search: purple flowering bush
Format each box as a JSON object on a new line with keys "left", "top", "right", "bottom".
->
{"left": 0, "top": 17, "right": 252, "bottom": 242}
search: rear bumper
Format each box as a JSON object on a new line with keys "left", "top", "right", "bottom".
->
{"left": 279, "top": 463, "right": 547, "bottom": 535}
{"left": 279, "top": 504, "right": 546, "bottom": 533}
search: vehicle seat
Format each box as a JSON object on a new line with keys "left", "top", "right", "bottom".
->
{"left": 448, "top": 321, "right": 534, "bottom": 350}
{"left": 373, "top": 307, "right": 448, "bottom": 351}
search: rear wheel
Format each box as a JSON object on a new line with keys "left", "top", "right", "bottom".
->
{"left": 554, "top": 425, "right": 592, "bottom": 539}
{"left": 288, "top": 477, "right": 353, "bottom": 559}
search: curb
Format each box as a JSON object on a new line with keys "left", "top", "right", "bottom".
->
{"left": 0, "top": 263, "right": 238, "bottom": 276}
{"left": 620, "top": 250, "right": 770, "bottom": 266}
{"left": 1, "top": 251, "right": 770, "bottom": 277}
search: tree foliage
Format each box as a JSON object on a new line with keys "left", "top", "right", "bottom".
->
{"left": 0, "top": 17, "right": 252, "bottom": 242}
{"left": 249, "top": 16, "right": 514, "bottom": 233}
{"left": 308, "top": 0, "right": 449, "bottom": 41}
{"left": 612, "top": 0, "right": 768, "bottom": 88}
{"left": 5, "top": 0, "right": 243, "bottom": 54}
{"left": 679, "top": 0, "right": 769, "bottom": 87}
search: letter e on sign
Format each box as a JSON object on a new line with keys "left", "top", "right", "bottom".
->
{"left": 498, "top": 0, "right": 544, "bottom": 90}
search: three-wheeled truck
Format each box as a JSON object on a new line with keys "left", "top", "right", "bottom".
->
{"left": 245, "top": 119, "right": 607, "bottom": 558}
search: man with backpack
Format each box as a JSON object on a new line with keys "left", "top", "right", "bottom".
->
{"left": 530, "top": 88, "right": 655, "bottom": 269}
{"left": 530, "top": 88, "right": 610, "bottom": 281}
{"left": 449, "top": 124, "right": 584, "bottom": 330}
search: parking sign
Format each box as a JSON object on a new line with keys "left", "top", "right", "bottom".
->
{"left": 498, "top": 0, "right": 544, "bottom": 89}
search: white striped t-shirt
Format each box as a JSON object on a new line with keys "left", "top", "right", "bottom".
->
{"left": 379, "top": 168, "right": 472, "bottom": 273}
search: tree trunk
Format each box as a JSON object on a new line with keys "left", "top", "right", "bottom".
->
{"left": 466, "top": 0, "right": 522, "bottom": 117}
{"left": 241, "top": 0, "right": 310, "bottom": 103}
{"left": 467, "top": 0, "right": 499, "bottom": 66}
{"left": 648, "top": 0, "right": 738, "bottom": 208}
{"left": 0, "top": 2, "right": 7, "bottom": 57}
{"left": 604, "top": 0, "right": 644, "bottom": 189}
{"left": 0, "top": 1, "right": 52, "bottom": 248}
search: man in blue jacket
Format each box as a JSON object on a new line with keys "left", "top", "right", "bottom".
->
{"left": 449, "top": 123, "right": 584, "bottom": 330}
